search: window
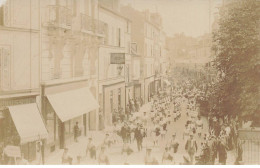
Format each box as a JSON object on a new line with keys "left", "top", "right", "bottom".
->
{"left": 0, "top": 46, "right": 11, "bottom": 91}
{"left": 111, "top": 26, "right": 114, "bottom": 45}
{"left": 116, "top": 28, "right": 121, "bottom": 47}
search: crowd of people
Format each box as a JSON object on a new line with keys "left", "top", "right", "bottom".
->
{"left": 59, "top": 78, "right": 243, "bottom": 165}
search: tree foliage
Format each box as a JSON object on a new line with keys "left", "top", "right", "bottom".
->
{"left": 211, "top": 0, "right": 260, "bottom": 124}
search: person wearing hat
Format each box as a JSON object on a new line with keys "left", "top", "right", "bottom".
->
{"left": 142, "top": 112, "right": 148, "bottom": 137}
{"left": 134, "top": 123, "right": 143, "bottom": 151}
{"left": 121, "top": 122, "right": 129, "bottom": 143}
{"left": 86, "top": 137, "right": 96, "bottom": 159}
{"left": 103, "top": 133, "right": 112, "bottom": 148}
{"left": 169, "top": 133, "right": 179, "bottom": 154}
{"left": 98, "top": 146, "right": 110, "bottom": 165}
{"left": 185, "top": 134, "right": 197, "bottom": 164}
{"left": 73, "top": 122, "right": 80, "bottom": 142}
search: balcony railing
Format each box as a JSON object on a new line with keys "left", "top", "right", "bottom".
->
{"left": 45, "top": 5, "right": 72, "bottom": 29}
{"left": 81, "top": 13, "right": 94, "bottom": 33}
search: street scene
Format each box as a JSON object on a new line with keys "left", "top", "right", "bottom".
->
{"left": 0, "top": 0, "right": 259, "bottom": 165}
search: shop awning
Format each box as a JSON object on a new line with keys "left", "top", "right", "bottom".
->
{"left": 163, "top": 79, "right": 171, "bottom": 86}
{"left": 47, "top": 87, "right": 99, "bottom": 122}
{"left": 8, "top": 103, "right": 48, "bottom": 144}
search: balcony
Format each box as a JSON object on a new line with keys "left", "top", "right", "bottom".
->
{"left": 81, "top": 13, "right": 94, "bottom": 33}
{"left": 45, "top": 5, "right": 72, "bottom": 30}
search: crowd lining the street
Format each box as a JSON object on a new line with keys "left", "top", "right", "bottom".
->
{"left": 58, "top": 78, "right": 244, "bottom": 165}
{"left": 0, "top": 78, "right": 243, "bottom": 165}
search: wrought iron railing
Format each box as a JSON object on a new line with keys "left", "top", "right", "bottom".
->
{"left": 46, "top": 5, "right": 72, "bottom": 29}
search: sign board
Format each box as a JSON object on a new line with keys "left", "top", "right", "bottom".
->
{"left": 110, "top": 53, "right": 125, "bottom": 64}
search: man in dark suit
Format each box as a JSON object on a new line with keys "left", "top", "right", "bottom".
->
{"left": 185, "top": 134, "right": 197, "bottom": 164}
{"left": 134, "top": 123, "right": 143, "bottom": 151}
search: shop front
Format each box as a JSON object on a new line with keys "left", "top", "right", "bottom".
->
{"left": 0, "top": 94, "right": 47, "bottom": 163}
{"left": 125, "top": 84, "right": 134, "bottom": 106}
{"left": 134, "top": 83, "right": 141, "bottom": 101}
{"left": 102, "top": 81, "right": 125, "bottom": 127}
{"left": 41, "top": 78, "right": 99, "bottom": 155}
{"left": 144, "top": 76, "right": 155, "bottom": 103}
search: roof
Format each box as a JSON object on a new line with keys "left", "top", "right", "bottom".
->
{"left": 99, "top": 4, "right": 132, "bottom": 22}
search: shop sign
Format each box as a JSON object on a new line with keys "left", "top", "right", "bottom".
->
{"left": 110, "top": 53, "right": 125, "bottom": 64}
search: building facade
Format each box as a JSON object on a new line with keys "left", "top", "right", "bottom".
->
{"left": 0, "top": 0, "right": 44, "bottom": 162}
{"left": 40, "top": 0, "right": 100, "bottom": 157}
{"left": 0, "top": 0, "right": 101, "bottom": 163}
{"left": 121, "top": 5, "right": 167, "bottom": 104}
{"left": 98, "top": 0, "right": 131, "bottom": 127}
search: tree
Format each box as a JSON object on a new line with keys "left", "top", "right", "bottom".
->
{"left": 211, "top": 0, "right": 260, "bottom": 125}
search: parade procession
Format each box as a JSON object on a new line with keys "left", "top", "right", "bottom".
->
{"left": 0, "top": 0, "right": 259, "bottom": 166}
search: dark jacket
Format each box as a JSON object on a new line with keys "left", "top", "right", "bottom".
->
{"left": 134, "top": 127, "right": 143, "bottom": 141}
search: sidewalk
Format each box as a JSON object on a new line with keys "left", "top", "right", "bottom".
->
{"left": 44, "top": 131, "right": 107, "bottom": 165}
{"left": 43, "top": 102, "right": 153, "bottom": 165}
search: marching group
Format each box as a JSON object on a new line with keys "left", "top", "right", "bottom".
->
{"left": 61, "top": 78, "right": 242, "bottom": 165}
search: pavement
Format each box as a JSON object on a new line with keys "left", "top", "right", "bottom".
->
{"left": 43, "top": 99, "right": 237, "bottom": 165}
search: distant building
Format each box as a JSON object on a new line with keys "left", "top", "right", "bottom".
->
{"left": 121, "top": 5, "right": 168, "bottom": 103}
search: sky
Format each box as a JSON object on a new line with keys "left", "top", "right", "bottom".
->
{"left": 0, "top": 0, "right": 6, "bottom": 7}
{"left": 121, "top": 0, "right": 223, "bottom": 37}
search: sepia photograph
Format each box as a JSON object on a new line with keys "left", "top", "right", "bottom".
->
{"left": 0, "top": 0, "right": 259, "bottom": 165}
